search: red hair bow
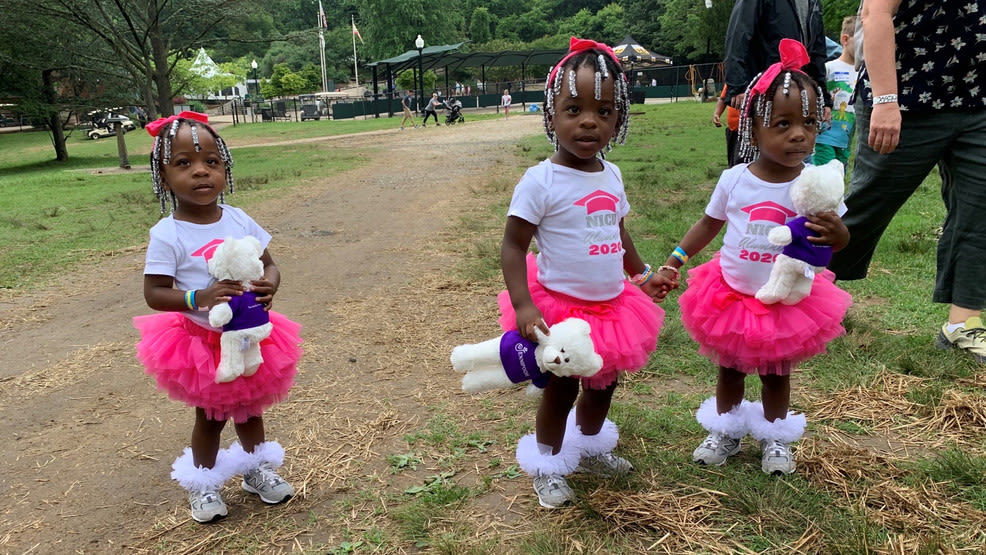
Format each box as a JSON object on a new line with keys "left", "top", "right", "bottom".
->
{"left": 548, "top": 36, "right": 621, "bottom": 86}
{"left": 145, "top": 110, "right": 210, "bottom": 137}
{"left": 750, "top": 38, "right": 810, "bottom": 95}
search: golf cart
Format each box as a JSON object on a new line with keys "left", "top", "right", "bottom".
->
{"left": 298, "top": 94, "right": 322, "bottom": 121}
{"left": 86, "top": 112, "right": 136, "bottom": 139}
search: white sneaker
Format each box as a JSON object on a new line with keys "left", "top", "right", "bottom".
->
{"left": 188, "top": 489, "right": 228, "bottom": 523}
{"left": 575, "top": 453, "right": 634, "bottom": 476}
{"left": 760, "top": 439, "right": 796, "bottom": 475}
{"left": 693, "top": 432, "right": 742, "bottom": 466}
{"left": 532, "top": 474, "right": 574, "bottom": 508}
{"left": 242, "top": 462, "right": 295, "bottom": 504}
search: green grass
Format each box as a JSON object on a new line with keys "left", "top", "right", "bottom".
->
{"left": 5, "top": 102, "right": 985, "bottom": 552}
{"left": 427, "top": 102, "right": 986, "bottom": 552}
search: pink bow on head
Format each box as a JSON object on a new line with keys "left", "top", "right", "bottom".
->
{"left": 145, "top": 110, "right": 210, "bottom": 137}
{"left": 548, "top": 36, "right": 622, "bottom": 86}
{"left": 750, "top": 38, "right": 811, "bottom": 96}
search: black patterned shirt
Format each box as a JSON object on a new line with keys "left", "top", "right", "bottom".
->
{"left": 859, "top": 0, "right": 986, "bottom": 112}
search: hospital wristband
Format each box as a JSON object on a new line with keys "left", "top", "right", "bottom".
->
{"left": 630, "top": 264, "right": 654, "bottom": 286}
{"left": 184, "top": 290, "right": 198, "bottom": 311}
{"left": 671, "top": 246, "right": 689, "bottom": 265}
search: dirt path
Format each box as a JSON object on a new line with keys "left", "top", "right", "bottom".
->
{"left": 0, "top": 116, "right": 543, "bottom": 553}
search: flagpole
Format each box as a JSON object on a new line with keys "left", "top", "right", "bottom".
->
{"left": 351, "top": 15, "right": 359, "bottom": 87}
{"left": 318, "top": 1, "right": 328, "bottom": 92}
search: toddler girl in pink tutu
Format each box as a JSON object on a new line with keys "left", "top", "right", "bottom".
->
{"left": 499, "top": 37, "right": 673, "bottom": 508}
{"left": 133, "top": 112, "right": 302, "bottom": 523}
{"left": 658, "top": 40, "right": 851, "bottom": 476}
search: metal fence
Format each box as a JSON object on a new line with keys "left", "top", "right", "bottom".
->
{"left": 220, "top": 62, "right": 726, "bottom": 122}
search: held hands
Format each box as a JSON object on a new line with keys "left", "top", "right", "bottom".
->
{"left": 642, "top": 272, "right": 678, "bottom": 302}
{"left": 804, "top": 211, "right": 850, "bottom": 251}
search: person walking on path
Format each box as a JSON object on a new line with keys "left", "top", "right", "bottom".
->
{"left": 501, "top": 89, "right": 512, "bottom": 119}
{"left": 400, "top": 90, "right": 417, "bottom": 130}
{"left": 422, "top": 92, "right": 442, "bottom": 126}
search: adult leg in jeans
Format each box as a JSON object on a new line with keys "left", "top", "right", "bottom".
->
{"left": 933, "top": 112, "right": 986, "bottom": 323}
{"left": 828, "top": 106, "right": 947, "bottom": 280}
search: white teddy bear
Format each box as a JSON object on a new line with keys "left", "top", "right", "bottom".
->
{"left": 450, "top": 318, "right": 603, "bottom": 396}
{"left": 756, "top": 160, "right": 845, "bottom": 305}
{"left": 207, "top": 236, "right": 274, "bottom": 383}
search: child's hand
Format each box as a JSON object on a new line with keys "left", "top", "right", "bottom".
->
{"left": 515, "top": 303, "right": 548, "bottom": 343}
{"left": 198, "top": 280, "right": 244, "bottom": 309}
{"left": 805, "top": 211, "right": 850, "bottom": 251}
{"left": 250, "top": 277, "right": 277, "bottom": 310}
{"left": 642, "top": 273, "right": 678, "bottom": 302}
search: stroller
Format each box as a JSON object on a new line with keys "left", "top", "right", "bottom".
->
{"left": 444, "top": 98, "right": 464, "bottom": 125}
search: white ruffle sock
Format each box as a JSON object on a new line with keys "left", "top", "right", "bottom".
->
{"left": 564, "top": 409, "right": 619, "bottom": 457}
{"left": 171, "top": 446, "right": 237, "bottom": 492}
{"left": 226, "top": 441, "right": 286, "bottom": 475}
{"left": 515, "top": 433, "right": 581, "bottom": 477}
{"left": 695, "top": 396, "right": 753, "bottom": 438}
{"left": 745, "top": 401, "right": 806, "bottom": 444}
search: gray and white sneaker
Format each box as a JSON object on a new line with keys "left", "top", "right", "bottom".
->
{"left": 532, "top": 474, "right": 574, "bottom": 508}
{"left": 760, "top": 439, "right": 796, "bottom": 475}
{"left": 188, "top": 489, "right": 228, "bottom": 523}
{"left": 242, "top": 462, "right": 295, "bottom": 504}
{"left": 693, "top": 432, "right": 742, "bottom": 466}
{"left": 575, "top": 453, "right": 634, "bottom": 476}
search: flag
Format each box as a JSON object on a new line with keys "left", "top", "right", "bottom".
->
{"left": 352, "top": 21, "right": 364, "bottom": 44}
{"left": 318, "top": 0, "right": 327, "bottom": 29}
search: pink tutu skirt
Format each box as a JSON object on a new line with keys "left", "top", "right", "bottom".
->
{"left": 679, "top": 254, "right": 851, "bottom": 375}
{"left": 133, "top": 311, "right": 302, "bottom": 423}
{"left": 497, "top": 254, "right": 664, "bottom": 389}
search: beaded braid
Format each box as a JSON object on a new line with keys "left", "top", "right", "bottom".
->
{"left": 543, "top": 50, "right": 631, "bottom": 154}
{"left": 736, "top": 69, "right": 824, "bottom": 163}
{"left": 149, "top": 119, "right": 235, "bottom": 214}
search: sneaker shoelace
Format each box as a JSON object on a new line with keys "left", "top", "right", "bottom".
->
{"left": 701, "top": 433, "right": 724, "bottom": 449}
{"left": 253, "top": 465, "right": 285, "bottom": 488}
{"left": 764, "top": 440, "right": 788, "bottom": 458}
{"left": 962, "top": 327, "right": 986, "bottom": 340}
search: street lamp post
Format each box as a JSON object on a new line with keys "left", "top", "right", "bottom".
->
{"left": 250, "top": 59, "right": 258, "bottom": 98}
{"left": 415, "top": 34, "right": 424, "bottom": 116}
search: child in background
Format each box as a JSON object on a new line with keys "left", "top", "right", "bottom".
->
{"left": 500, "top": 37, "right": 672, "bottom": 508}
{"left": 501, "top": 89, "right": 512, "bottom": 119}
{"left": 133, "top": 112, "right": 303, "bottom": 523}
{"left": 812, "top": 16, "right": 858, "bottom": 171}
{"left": 660, "top": 40, "right": 851, "bottom": 476}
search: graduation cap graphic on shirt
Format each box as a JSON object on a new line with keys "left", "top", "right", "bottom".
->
{"left": 192, "top": 238, "right": 225, "bottom": 262}
{"left": 741, "top": 201, "right": 796, "bottom": 224}
{"left": 574, "top": 190, "right": 619, "bottom": 213}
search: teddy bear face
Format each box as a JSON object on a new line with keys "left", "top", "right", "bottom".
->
{"left": 789, "top": 160, "right": 845, "bottom": 215}
{"left": 535, "top": 318, "right": 603, "bottom": 377}
{"left": 207, "top": 236, "right": 265, "bottom": 282}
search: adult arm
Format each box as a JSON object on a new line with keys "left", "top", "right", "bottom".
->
{"left": 861, "top": 0, "right": 903, "bottom": 154}
{"left": 724, "top": 0, "right": 759, "bottom": 107}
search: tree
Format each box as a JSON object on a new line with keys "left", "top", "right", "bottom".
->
{"left": 358, "top": 0, "right": 465, "bottom": 59}
{"left": 658, "top": 0, "right": 734, "bottom": 63}
{"left": 1, "top": 1, "right": 134, "bottom": 161}
{"left": 32, "top": 0, "right": 265, "bottom": 118}
{"left": 469, "top": 7, "right": 493, "bottom": 43}
{"left": 822, "top": 0, "right": 859, "bottom": 38}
